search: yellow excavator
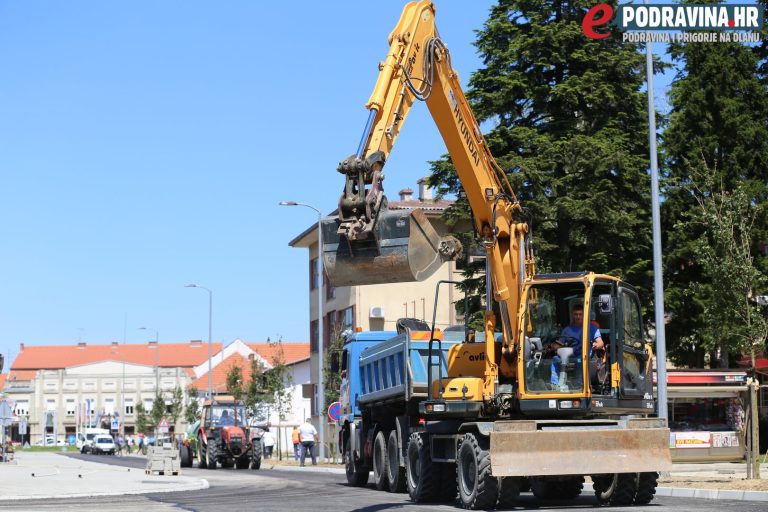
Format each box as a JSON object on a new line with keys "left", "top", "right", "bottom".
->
{"left": 322, "top": 1, "right": 670, "bottom": 508}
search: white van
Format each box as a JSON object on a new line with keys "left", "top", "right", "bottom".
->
{"left": 76, "top": 428, "right": 111, "bottom": 453}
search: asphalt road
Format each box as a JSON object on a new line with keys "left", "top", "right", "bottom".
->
{"left": 0, "top": 453, "right": 764, "bottom": 512}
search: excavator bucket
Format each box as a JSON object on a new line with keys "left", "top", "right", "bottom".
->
{"left": 321, "top": 208, "right": 459, "bottom": 287}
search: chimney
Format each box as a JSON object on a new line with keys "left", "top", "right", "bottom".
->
{"left": 111, "top": 341, "right": 119, "bottom": 347}
{"left": 248, "top": 353, "right": 255, "bottom": 361}
{"left": 77, "top": 342, "right": 86, "bottom": 349}
{"left": 148, "top": 341, "right": 158, "bottom": 348}
{"left": 398, "top": 188, "right": 414, "bottom": 201}
{"left": 417, "top": 178, "right": 433, "bottom": 202}
{"left": 19, "top": 343, "right": 24, "bottom": 351}
{"left": 190, "top": 340, "right": 203, "bottom": 347}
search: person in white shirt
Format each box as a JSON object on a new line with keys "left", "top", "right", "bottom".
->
{"left": 261, "top": 430, "right": 275, "bottom": 459}
{"left": 298, "top": 419, "right": 318, "bottom": 466}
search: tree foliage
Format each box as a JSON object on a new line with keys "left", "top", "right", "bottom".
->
{"left": 324, "top": 325, "right": 348, "bottom": 406}
{"left": 428, "top": 0, "right": 655, "bottom": 324}
{"left": 169, "top": 385, "right": 184, "bottom": 425}
{"left": 150, "top": 390, "right": 166, "bottom": 430}
{"left": 135, "top": 402, "right": 151, "bottom": 434}
{"left": 184, "top": 386, "right": 200, "bottom": 425}
{"left": 662, "top": 32, "right": 768, "bottom": 367}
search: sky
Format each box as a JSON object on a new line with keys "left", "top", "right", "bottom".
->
{"left": 0, "top": 1, "right": 674, "bottom": 367}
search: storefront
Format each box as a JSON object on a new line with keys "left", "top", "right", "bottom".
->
{"left": 665, "top": 370, "right": 747, "bottom": 462}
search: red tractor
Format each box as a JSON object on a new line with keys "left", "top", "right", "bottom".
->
{"left": 196, "top": 396, "right": 265, "bottom": 470}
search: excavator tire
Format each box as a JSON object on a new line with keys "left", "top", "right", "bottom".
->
{"left": 386, "top": 430, "right": 406, "bottom": 493}
{"left": 207, "top": 441, "right": 218, "bottom": 470}
{"left": 456, "top": 432, "right": 498, "bottom": 510}
{"left": 197, "top": 435, "right": 207, "bottom": 469}
{"left": 250, "top": 440, "right": 262, "bottom": 469}
{"left": 497, "top": 477, "right": 521, "bottom": 508}
{"left": 593, "top": 473, "right": 638, "bottom": 507}
{"left": 345, "top": 438, "right": 369, "bottom": 487}
{"left": 373, "top": 431, "right": 390, "bottom": 491}
{"left": 406, "top": 433, "right": 438, "bottom": 502}
{"left": 634, "top": 472, "right": 659, "bottom": 504}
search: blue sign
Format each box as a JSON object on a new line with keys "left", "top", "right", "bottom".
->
{"left": 327, "top": 401, "right": 342, "bottom": 421}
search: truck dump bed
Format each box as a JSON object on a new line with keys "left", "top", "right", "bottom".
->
{"left": 358, "top": 330, "right": 463, "bottom": 405}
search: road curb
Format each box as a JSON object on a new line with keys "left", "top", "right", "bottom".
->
{"left": 0, "top": 477, "right": 210, "bottom": 501}
{"left": 656, "top": 486, "right": 768, "bottom": 502}
{"left": 263, "top": 463, "right": 346, "bottom": 475}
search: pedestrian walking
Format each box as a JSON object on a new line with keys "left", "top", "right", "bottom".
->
{"left": 262, "top": 430, "right": 275, "bottom": 459}
{"left": 298, "top": 419, "right": 318, "bottom": 466}
{"left": 291, "top": 426, "right": 301, "bottom": 461}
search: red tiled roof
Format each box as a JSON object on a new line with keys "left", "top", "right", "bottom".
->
{"left": 11, "top": 342, "right": 224, "bottom": 370}
{"left": 0, "top": 374, "right": 6, "bottom": 389}
{"left": 190, "top": 342, "right": 309, "bottom": 393}
{"left": 8, "top": 370, "right": 36, "bottom": 381}
{"left": 248, "top": 342, "right": 309, "bottom": 365}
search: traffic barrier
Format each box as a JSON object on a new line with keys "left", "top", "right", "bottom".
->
{"left": 145, "top": 444, "right": 180, "bottom": 475}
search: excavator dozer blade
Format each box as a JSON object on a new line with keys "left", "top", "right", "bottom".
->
{"left": 322, "top": 208, "right": 458, "bottom": 287}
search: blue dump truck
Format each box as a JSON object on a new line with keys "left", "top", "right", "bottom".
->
{"left": 337, "top": 326, "right": 466, "bottom": 494}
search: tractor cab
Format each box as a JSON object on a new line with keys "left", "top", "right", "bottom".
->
{"left": 518, "top": 273, "right": 656, "bottom": 416}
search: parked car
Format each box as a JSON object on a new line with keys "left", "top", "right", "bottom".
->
{"left": 91, "top": 435, "right": 116, "bottom": 455}
{"left": 35, "top": 436, "right": 66, "bottom": 447}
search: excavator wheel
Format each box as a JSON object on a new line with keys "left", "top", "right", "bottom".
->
{"left": 386, "top": 430, "right": 406, "bottom": 493}
{"left": 593, "top": 473, "right": 638, "bottom": 507}
{"left": 196, "top": 435, "right": 207, "bottom": 469}
{"left": 634, "top": 472, "right": 659, "bottom": 504}
{"left": 497, "top": 477, "right": 522, "bottom": 508}
{"left": 456, "top": 432, "right": 498, "bottom": 510}
{"left": 373, "top": 431, "right": 390, "bottom": 491}
{"left": 406, "top": 433, "right": 438, "bottom": 502}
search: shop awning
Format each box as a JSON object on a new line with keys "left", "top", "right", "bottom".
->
{"left": 666, "top": 385, "right": 747, "bottom": 398}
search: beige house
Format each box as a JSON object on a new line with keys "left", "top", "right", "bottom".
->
{"left": 287, "top": 180, "right": 465, "bottom": 425}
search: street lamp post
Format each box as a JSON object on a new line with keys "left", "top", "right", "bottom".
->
{"left": 139, "top": 327, "right": 160, "bottom": 393}
{"left": 279, "top": 200, "right": 325, "bottom": 462}
{"left": 185, "top": 284, "right": 213, "bottom": 399}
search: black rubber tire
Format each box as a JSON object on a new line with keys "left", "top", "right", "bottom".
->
{"left": 634, "top": 472, "right": 659, "bottom": 504}
{"left": 197, "top": 435, "right": 208, "bottom": 469}
{"left": 406, "top": 432, "right": 438, "bottom": 502}
{"left": 373, "top": 431, "right": 390, "bottom": 491}
{"left": 250, "top": 439, "right": 262, "bottom": 470}
{"left": 207, "top": 440, "right": 218, "bottom": 470}
{"left": 593, "top": 473, "right": 637, "bottom": 506}
{"left": 386, "top": 430, "right": 406, "bottom": 493}
{"left": 497, "top": 477, "right": 521, "bottom": 508}
{"left": 180, "top": 444, "right": 192, "bottom": 467}
{"left": 457, "top": 432, "right": 498, "bottom": 510}
{"left": 345, "top": 436, "right": 370, "bottom": 487}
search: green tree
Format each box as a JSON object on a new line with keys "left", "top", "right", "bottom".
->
{"left": 226, "top": 363, "right": 245, "bottom": 401}
{"left": 169, "top": 385, "right": 184, "bottom": 425}
{"left": 662, "top": 31, "right": 768, "bottom": 367}
{"left": 150, "top": 390, "right": 166, "bottom": 430}
{"left": 263, "top": 339, "right": 292, "bottom": 422}
{"left": 135, "top": 402, "right": 151, "bottom": 434}
{"left": 428, "top": 0, "right": 656, "bottom": 324}
{"left": 324, "top": 326, "right": 347, "bottom": 406}
{"left": 184, "top": 386, "right": 200, "bottom": 425}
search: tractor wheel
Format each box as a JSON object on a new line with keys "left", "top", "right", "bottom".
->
{"left": 180, "top": 444, "right": 192, "bottom": 468}
{"left": 386, "top": 430, "right": 406, "bottom": 493}
{"left": 406, "top": 432, "right": 438, "bottom": 503}
{"left": 196, "top": 435, "right": 207, "bottom": 469}
{"left": 593, "top": 473, "right": 638, "bottom": 507}
{"left": 250, "top": 439, "right": 262, "bottom": 470}
{"left": 497, "top": 477, "right": 521, "bottom": 508}
{"left": 345, "top": 435, "right": 369, "bottom": 487}
{"left": 373, "top": 431, "right": 390, "bottom": 491}
{"left": 634, "top": 472, "right": 659, "bottom": 504}
{"left": 456, "top": 432, "right": 498, "bottom": 510}
{"left": 206, "top": 440, "right": 218, "bottom": 470}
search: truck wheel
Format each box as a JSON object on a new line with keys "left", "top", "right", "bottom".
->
{"left": 345, "top": 437, "right": 369, "bottom": 487}
{"left": 180, "top": 445, "right": 192, "bottom": 467}
{"left": 456, "top": 432, "right": 497, "bottom": 510}
{"left": 373, "top": 431, "right": 390, "bottom": 491}
{"left": 197, "top": 436, "right": 208, "bottom": 469}
{"left": 406, "top": 432, "right": 437, "bottom": 502}
{"left": 634, "top": 472, "right": 658, "bottom": 504}
{"left": 498, "top": 477, "right": 521, "bottom": 508}
{"left": 593, "top": 473, "right": 637, "bottom": 506}
{"left": 386, "top": 430, "right": 406, "bottom": 493}
{"left": 250, "top": 439, "right": 262, "bottom": 470}
{"left": 207, "top": 441, "right": 218, "bottom": 470}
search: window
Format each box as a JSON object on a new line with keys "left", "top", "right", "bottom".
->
{"left": 104, "top": 398, "right": 115, "bottom": 414}
{"left": 310, "top": 319, "right": 319, "bottom": 353}
{"left": 340, "top": 306, "right": 354, "bottom": 332}
{"left": 14, "top": 400, "right": 29, "bottom": 416}
{"left": 165, "top": 399, "right": 173, "bottom": 415}
{"left": 125, "top": 399, "right": 134, "bottom": 416}
{"left": 310, "top": 258, "right": 319, "bottom": 290}
{"left": 46, "top": 399, "right": 56, "bottom": 411}
{"left": 325, "top": 271, "right": 336, "bottom": 300}
{"left": 66, "top": 399, "right": 76, "bottom": 416}
{"left": 143, "top": 399, "right": 153, "bottom": 412}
